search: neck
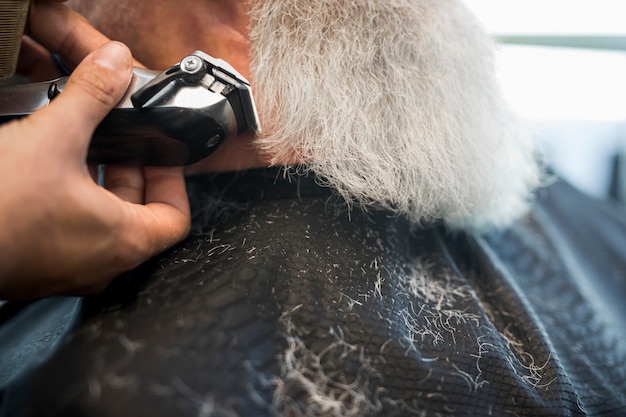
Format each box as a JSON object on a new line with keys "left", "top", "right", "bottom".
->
{"left": 77, "top": 0, "right": 251, "bottom": 77}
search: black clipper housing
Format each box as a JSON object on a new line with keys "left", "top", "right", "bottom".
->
{"left": 0, "top": 51, "right": 260, "bottom": 166}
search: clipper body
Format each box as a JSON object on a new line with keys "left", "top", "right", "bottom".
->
{"left": 0, "top": 51, "right": 259, "bottom": 166}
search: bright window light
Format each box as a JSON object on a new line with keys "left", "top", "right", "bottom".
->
{"left": 463, "top": 0, "right": 626, "bottom": 199}
{"left": 496, "top": 46, "right": 626, "bottom": 121}
{"left": 462, "top": 0, "right": 626, "bottom": 35}
{"left": 462, "top": 0, "right": 626, "bottom": 122}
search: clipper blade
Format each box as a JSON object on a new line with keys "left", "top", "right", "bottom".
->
{"left": 0, "top": 0, "right": 30, "bottom": 80}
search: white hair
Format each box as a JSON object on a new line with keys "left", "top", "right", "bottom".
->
{"left": 249, "top": 0, "right": 541, "bottom": 231}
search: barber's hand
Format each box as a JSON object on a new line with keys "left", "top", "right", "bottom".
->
{"left": 0, "top": 42, "right": 191, "bottom": 300}
{"left": 18, "top": 0, "right": 144, "bottom": 81}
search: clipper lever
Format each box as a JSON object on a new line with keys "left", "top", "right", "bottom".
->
{"left": 0, "top": 51, "right": 260, "bottom": 166}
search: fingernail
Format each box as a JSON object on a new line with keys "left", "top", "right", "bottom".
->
{"left": 93, "top": 42, "right": 131, "bottom": 71}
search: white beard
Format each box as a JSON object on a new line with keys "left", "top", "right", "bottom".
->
{"left": 249, "top": 0, "right": 541, "bottom": 231}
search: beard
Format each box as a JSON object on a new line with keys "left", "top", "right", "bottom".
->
{"left": 249, "top": 0, "right": 541, "bottom": 231}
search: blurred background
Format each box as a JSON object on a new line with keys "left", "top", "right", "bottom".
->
{"left": 463, "top": 0, "right": 626, "bottom": 205}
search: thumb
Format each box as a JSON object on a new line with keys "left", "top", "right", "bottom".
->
{"left": 33, "top": 41, "right": 133, "bottom": 158}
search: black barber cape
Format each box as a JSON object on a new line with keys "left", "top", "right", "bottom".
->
{"left": 1, "top": 168, "right": 625, "bottom": 417}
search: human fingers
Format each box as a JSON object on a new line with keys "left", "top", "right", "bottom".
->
{"left": 81, "top": 167, "right": 189, "bottom": 291}
{"left": 123, "top": 166, "right": 191, "bottom": 256}
{"left": 103, "top": 165, "right": 145, "bottom": 204}
{"left": 27, "top": 0, "right": 109, "bottom": 68}
{"left": 143, "top": 167, "right": 190, "bottom": 217}
{"left": 15, "top": 36, "right": 62, "bottom": 81}
{"left": 27, "top": 1, "right": 143, "bottom": 69}
{"left": 29, "top": 41, "right": 132, "bottom": 160}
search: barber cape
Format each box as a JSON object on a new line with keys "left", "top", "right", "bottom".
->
{"left": 1, "top": 168, "right": 625, "bottom": 417}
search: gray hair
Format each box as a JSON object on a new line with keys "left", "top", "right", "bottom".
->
{"left": 249, "top": 0, "right": 541, "bottom": 230}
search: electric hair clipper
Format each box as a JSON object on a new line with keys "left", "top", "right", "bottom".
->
{"left": 0, "top": 50, "right": 260, "bottom": 165}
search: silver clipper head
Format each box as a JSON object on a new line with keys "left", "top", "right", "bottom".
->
{"left": 0, "top": 50, "right": 261, "bottom": 166}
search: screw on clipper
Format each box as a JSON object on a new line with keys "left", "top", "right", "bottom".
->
{"left": 180, "top": 55, "right": 206, "bottom": 82}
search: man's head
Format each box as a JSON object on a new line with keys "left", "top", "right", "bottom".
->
{"left": 69, "top": 0, "right": 541, "bottom": 230}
